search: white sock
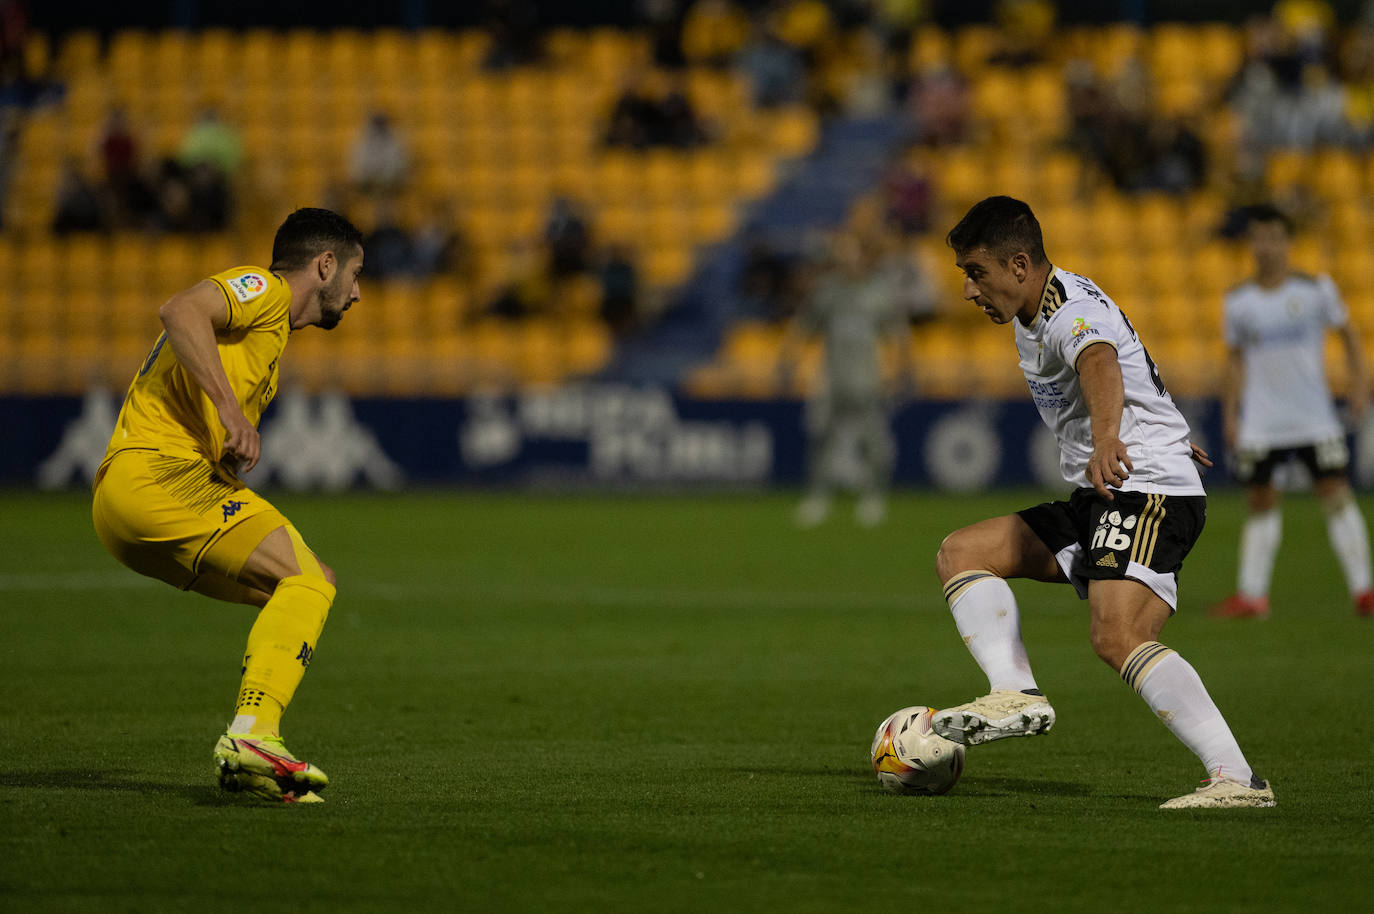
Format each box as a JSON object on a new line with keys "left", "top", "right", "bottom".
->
{"left": 1121, "top": 642, "right": 1254, "bottom": 782}
{"left": 229, "top": 714, "right": 257, "bottom": 734}
{"left": 942, "top": 571, "right": 1038, "bottom": 693}
{"left": 1324, "top": 499, "right": 1372, "bottom": 596}
{"left": 1238, "top": 509, "right": 1281, "bottom": 599}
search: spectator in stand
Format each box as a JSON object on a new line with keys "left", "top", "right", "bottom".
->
{"left": 178, "top": 108, "right": 243, "bottom": 180}
{"left": 881, "top": 157, "right": 934, "bottom": 235}
{"left": 737, "top": 20, "right": 806, "bottom": 108}
{"left": 640, "top": 0, "right": 687, "bottom": 69}
{"left": 0, "top": 0, "right": 30, "bottom": 85}
{"left": 97, "top": 106, "right": 140, "bottom": 225}
{"left": 487, "top": 239, "right": 550, "bottom": 320}
{"left": 597, "top": 244, "right": 640, "bottom": 336}
{"left": 411, "top": 198, "right": 469, "bottom": 279}
{"left": 544, "top": 196, "right": 592, "bottom": 278}
{"left": 604, "top": 72, "right": 708, "bottom": 149}
{"left": 657, "top": 72, "right": 708, "bottom": 147}
{"left": 348, "top": 111, "right": 409, "bottom": 199}
{"left": 909, "top": 64, "right": 970, "bottom": 147}
{"left": 362, "top": 200, "right": 414, "bottom": 279}
{"left": 481, "top": 0, "right": 542, "bottom": 70}
{"left": 52, "top": 158, "right": 105, "bottom": 234}
{"left": 739, "top": 226, "right": 799, "bottom": 321}
{"left": 1141, "top": 116, "right": 1208, "bottom": 194}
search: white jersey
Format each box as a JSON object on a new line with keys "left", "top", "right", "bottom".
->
{"left": 1223, "top": 273, "right": 1346, "bottom": 450}
{"left": 1014, "top": 268, "right": 1204, "bottom": 495}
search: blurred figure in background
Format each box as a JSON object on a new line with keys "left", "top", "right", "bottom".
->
{"left": 1211, "top": 204, "right": 1373, "bottom": 619}
{"left": 778, "top": 228, "right": 915, "bottom": 528}
{"left": 178, "top": 107, "right": 242, "bottom": 180}
{"left": 52, "top": 157, "right": 105, "bottom": 234}
{"left": 597, "top": 243, "right": 641, "bottom": 336}
{"left": 348, "top": 111, "right": 409, "bottom": 199}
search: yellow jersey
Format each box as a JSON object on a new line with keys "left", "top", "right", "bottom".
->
{"left": 103, "top": 266, "right": 292, "bottom": 468}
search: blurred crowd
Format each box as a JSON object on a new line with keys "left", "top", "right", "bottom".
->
{"left": 9, "top": 0, "right": 1374, "bottom": 337}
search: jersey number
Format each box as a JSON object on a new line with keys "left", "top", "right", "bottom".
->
{"left": 1118, "top": 311, "right": 1167, "bottom": 397}
{"left": 138, "top": 332, "right": 168, "bottom": 378}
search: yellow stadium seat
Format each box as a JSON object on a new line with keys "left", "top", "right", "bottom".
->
{"left": 692, "top": 202, "right": 736, "bottom": 244}
{"left": 470, "top": 319, "right": 519, "bottom": 385}
{"left": 454, "top": 31, "right": 493, "bottom": 70}
{"left": 770, "top": 107, "right": 819, "bottom": 158}
{"left": 1310, "top": 150, "right": 1362, "bottom": 204}
{"left": 731, "top": 153, "right": 775, "bottom": 199}
{"left": 909, "top": 26, "right": 952, "bottom": 73}
{"left": 17, "top": 238, "right": 59, "bottom": 296}
{"left": 644, "top": 245, "right": 694, "bottom": 287}
{"left": 565, "top": 320, "right": 612, "bottom": 375}
{"left": 595, "top": 152, "right": 646, "bottom": 205}
{"left": 1197, "top": 24, "right": 1244, "bottom": 84}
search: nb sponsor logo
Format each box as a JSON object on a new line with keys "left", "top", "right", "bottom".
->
{"left": 1092, "top": 510, "right": 1137, "bottom": 553}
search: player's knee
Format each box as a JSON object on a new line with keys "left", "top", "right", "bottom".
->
{"left": 1316, "top": 479, "right": 1353, "bottom": 513}
{"left": 935, "top": 529, "right": 976, "bottom": 582}
{"left": 318, "top": 561, "right": 338, "bottom": 589}
{"left": 1089, "top": 628, "right": 1131, "bottom": 670}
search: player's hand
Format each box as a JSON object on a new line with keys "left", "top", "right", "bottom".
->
{"left": 1188, "top": 441, "right": 1213, "bottom": 468}
{"left": 220, "top": 409, "right": 260, "bottom": 474}
{"left": 1087, "top": 437, "right": 1133, "bottom": 501}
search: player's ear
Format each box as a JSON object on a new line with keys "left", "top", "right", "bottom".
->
{"left": 1011, "top": 252, "right": 1030, "bottom": 281}
{"left": 316, "top": 250, "right": 336, "bottom": 282}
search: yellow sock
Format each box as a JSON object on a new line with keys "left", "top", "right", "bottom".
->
{"left": 232, "top": 574, "right": 334, "bottom": 736}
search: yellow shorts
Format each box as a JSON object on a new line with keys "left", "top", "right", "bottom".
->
{"left": 92, "top": 449, "right": 288, "bottom": 590}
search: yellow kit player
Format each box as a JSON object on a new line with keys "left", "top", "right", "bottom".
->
{"left": 92, "top": 208, "right": 364, "bottom": 803}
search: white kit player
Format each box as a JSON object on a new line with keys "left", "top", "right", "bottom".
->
{"left": 929, "top": 196, "right": 1273, "bottom": 809}
{"left": 1211, "top": 204, "right": 1373, "bottom": 619}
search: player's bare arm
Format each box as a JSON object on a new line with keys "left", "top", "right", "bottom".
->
{"left": 158, "top": 281, "right": 261, "bottom": 471}
{"left": 1221, "top": 345, "right": 1245, "bottom": 450}
{"left": 1338, "top": 323, "right": 1369, "bottom": 424}
{"left": 1076, "top": 341, "right": 1132, "bottom": 500}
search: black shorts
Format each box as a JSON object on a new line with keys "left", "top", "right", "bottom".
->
{"left": 1233, "top": 437, "right": 1350, "bottom": 487}
{"left": 1017, "top": 488, "right": 1207, "bottom": 610}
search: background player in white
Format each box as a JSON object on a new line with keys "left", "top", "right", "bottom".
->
{"left": 777, "top": 228, "right": 922, "bottom": 527}
{"left": 931, "top": 196, "right": 1273, "bottom": 809}
{"left": 1211, "top": 204, "right": 1373, "bottom": 619}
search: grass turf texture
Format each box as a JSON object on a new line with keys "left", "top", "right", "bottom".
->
{"left": 1, "top": 489, "right": 1371, "bottom": 913}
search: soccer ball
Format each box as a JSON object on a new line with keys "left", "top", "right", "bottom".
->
{"left": 870, "top": 705, "right": 966, "bottom": 795}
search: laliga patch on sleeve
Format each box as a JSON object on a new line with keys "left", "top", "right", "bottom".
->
{"left": 225, "top": 272, "right": 268, "bottom": 303}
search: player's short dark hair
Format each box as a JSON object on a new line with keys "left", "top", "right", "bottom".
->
{"left": 946, "top": 195, "right": 1048, "bottom": 266}
{"left": 270, "top": 207, "right": 364, "bottom": 272}
{"left": 1244, "top": 203, "right": 1293, "bottom": 235}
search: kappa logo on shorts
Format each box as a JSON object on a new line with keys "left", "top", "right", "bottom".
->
{"left": 296, "top": 641, "right": 314, "bottom": 668}
{"left": 1092, "top": 509, "right": 1138, "bottom": 553}
{"left": 226, "top": 272, "right": 268, "bottom": 303}
{"left": 221, "top": 499, "right": 245, "bottom": 522}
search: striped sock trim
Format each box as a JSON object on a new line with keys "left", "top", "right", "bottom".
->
{"left": 1120, "top": 640, "right": 1176, "bottom": 694}
{"left": 943, "top": 570, "right": 998, "bottom": 606}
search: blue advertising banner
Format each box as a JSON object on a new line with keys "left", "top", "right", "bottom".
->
{"left": 4, "top": 385, "right": 1360, "bottom": 492}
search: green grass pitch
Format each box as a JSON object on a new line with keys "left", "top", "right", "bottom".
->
{"left": 1, "top": 489, "right": 1371, "bottom": 912}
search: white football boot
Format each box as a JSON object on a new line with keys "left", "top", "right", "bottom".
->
{"left": 931, "top": 690, "right": 1056, "bottom": 746}
{"left": 1159, "top": 774, "right": 1275, "bottom": 809}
